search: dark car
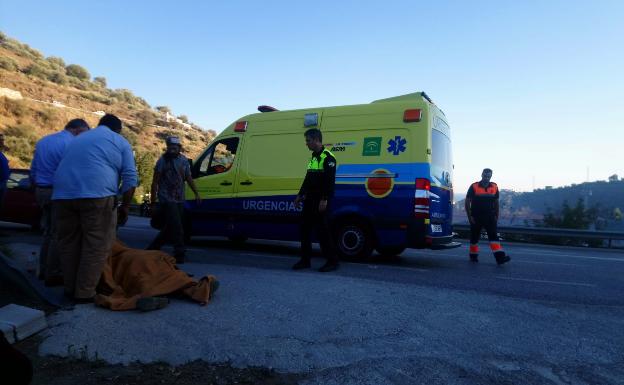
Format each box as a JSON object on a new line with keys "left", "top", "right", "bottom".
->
{"left": 0, "top": 169, "right": 41, "bottom": 229}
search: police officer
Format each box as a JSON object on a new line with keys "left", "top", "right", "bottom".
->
{"left": 292, "top": 128, "right": 339, "bottom": 272}
{"left": 464, "top": 168, "right": 511, "bottom": 265}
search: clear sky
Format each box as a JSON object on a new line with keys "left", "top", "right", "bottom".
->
{"left": 1, "top": 0, "right": 623, "bottom": 192}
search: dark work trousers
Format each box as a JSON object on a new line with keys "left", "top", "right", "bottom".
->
{"left": 469, "top": 216, "right": 499, "bottom": 244}
{"left": 300, "top": 197, "right": 337, "bottom": 264}
{"left": 469, "top": 215, "right": 506, "bottom": 259}
{"left": 148, "top": 202, "right": 185, "bottom": 256}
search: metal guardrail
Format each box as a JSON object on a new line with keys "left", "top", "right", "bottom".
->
{"left": 128, "top": 205, "right": 624, "bottom": 248}
{"left": 453, "top": 224, "right": 624, "bottom": 247}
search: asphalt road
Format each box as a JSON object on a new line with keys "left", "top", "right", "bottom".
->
{"left": 4, "top": 217, "right": 624, "bottom": 384}
{"left": 120, "top": 216, "right": 624, "bottom": 307}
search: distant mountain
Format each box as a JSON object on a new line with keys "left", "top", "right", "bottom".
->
{"left": 454, "top": 179, "right": 624, "bottom": 230}
{"left": 0, "top": 31, "right": 216, "bottom": 199}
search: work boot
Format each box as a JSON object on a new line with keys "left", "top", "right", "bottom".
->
{"left": 496, "top": 254, "right": 511, "bottom": 265}
{"left": 292, "top": 259, "right": 311, "bottom": 270}
{"left": 318, "top": 261, "right": 339, "bottom": 273}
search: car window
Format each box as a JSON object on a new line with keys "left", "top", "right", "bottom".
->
{"left": 6, "top": 170, "right": 31, "bottom": 189}
{"left": 197, "top": 138, "right": 239, "bottom": 177}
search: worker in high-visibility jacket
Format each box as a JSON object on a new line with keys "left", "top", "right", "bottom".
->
{"left": 464, "top": 168, "right": 511, "bottom": 265}
{"left": 293, "top": 128, "right": 339, "bottom": 272}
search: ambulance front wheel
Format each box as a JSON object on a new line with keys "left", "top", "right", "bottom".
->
{"left": 333, "top": 220, "right": 374, "bottom": 261}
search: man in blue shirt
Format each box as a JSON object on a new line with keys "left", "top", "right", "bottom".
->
{"left": 0, "top": 134, "right": 9, "bottom": 210}
{"left": 31, "top": 118, "right": 89, "bottom": 284}
{"left": 53, "top": 114, "right": 138, "bottom": 302}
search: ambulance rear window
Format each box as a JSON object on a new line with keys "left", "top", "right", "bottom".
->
{"left": 431, "top": 129, "right": 452, "bottom": 186}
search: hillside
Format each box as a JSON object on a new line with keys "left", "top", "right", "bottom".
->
{"left": 0, "top": 31, "right": 216, "bottom": 200}
{"left": 454, "top": 179, "right": 624, "bottom": 230}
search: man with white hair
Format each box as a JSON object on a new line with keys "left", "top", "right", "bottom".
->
{"left": 147, "top": 136, "right": 200, "bottom": 263}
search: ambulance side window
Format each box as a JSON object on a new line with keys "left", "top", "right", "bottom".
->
{"left": 197, "top": 138, "right": 239, "bottom": 177}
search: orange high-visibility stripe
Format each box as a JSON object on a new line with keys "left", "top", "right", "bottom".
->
{"left": 469, "top": 244, "right": 479, "bottom": 253}
{"left": 471, "top": 182, "right": 498, "bottom": 197}
{"left": 489, "top": 242, "right": 503, "bottom": 252}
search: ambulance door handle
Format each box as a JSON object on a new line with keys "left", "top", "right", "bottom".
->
{"left": 240, "top": 180, "right": 253, "bottom": 185}
{"left": 220, "top": 181, "right": 232, "bottom": 186}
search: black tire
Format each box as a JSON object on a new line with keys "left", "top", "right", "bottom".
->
{"left": 376, "top": 246, "right": 406, "bottom": 258}
{"left": 334, "top": 220, "right": 374, "bottom": 261}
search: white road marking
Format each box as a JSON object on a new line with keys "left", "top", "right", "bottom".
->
{"left": 242, "top": 252, "right": 272, "bottom": 257}
{"left": 417, "top": 249, "right": 624, "bottom": 263}
{"left": 514, "top": 260, "right": 583, "bottom": 267}
{"left": 496, "top": 276, "right": 597, "bottom": 287}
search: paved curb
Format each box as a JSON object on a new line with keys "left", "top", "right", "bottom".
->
{"left": 0, "top": 250, "right": 67, "bottom": 308}
{"left": 0, "top": 304, "right": 47, "bottom": 343}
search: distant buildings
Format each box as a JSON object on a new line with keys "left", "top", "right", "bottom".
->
{"left": 163, "top": 111, "right": 192, "bottom": 130}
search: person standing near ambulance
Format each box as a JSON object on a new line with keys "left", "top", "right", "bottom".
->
{"left": 464, "top": 168, "right": 511, "bottom": 265}
{"left": 147, "top": 136, "right": 201, "bottom": 264}
{"left": 293, "top": 128, "right": 339, "bottom": 272}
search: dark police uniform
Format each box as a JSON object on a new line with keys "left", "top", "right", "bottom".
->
{"left": 298, "top": 147, "right": 338, "bottom": 267}
{"left": 466, "top": 181, "right": 508, "bottom": 263}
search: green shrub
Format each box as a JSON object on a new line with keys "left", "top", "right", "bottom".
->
{"left": 5, "top": 135, "right": 34, "bottom": 164}
{"left": 0, "top": 56, "right": 17, "bottom": 71}
{"left": 4, "top": 124, "right": 38, "bottom": 164}
{"left": 0, "top": 31, "right": 6, "bottom": 43}
{"left": 82, "top": 91, "right": 112, "bottom": 105}
{"left": 0, "top": 97, "right": 28, "bottom": 118}
{"left": 135, "top": 110, "right": 157, "bottom": 125}
{"left": 46, "top": 56, "right": 66, "bottom": 69}
{"left": 34, "top": 108, "right": 58, "bottom": 126}
{"left": 48, "top": 70, "right": 68, "bottom": 85}
{"left": 22, "top": 44, "right": 43, "bottom": 59}
{"left": 24, "top": 63, "right": 51, "bottom": 80}
{"left": 67, "top": 76, "right": 89, "bottom": 90}
{"left": 155, "top": 106, "right": 171, "bottom": 114}
{"left": 135, "top": 151, "right": 157, "bottom": 187}
{"left": 65, "top": 64, "right": 90, "bottom": 80}
{"left": 93, "top": 76, "right": 107, "bottom": 87}
{"left": 135, "top": 96, "right": 150, "bottom": 108}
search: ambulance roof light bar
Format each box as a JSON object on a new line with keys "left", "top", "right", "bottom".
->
{"left": 420, "top": 92, "right": 433, "bottom": 104}
{"left": 258, "top": 105, "right": 278, "bottom": 113}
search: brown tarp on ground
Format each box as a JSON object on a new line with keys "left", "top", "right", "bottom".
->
{"left": 94, "top": 241, "right": 217, "bottom": 311}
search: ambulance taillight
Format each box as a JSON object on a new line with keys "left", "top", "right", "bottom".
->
{"left": 414, "top": 178, "right": 430, "bottom": 218}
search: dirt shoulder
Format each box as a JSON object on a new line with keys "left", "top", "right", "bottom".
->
{"left": 17, "top": 335, "right": 300, "bottom": 385}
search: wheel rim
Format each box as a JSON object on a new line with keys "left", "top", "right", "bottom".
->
{"left": 340, "top": 225, "right": 365, "bottom": 255}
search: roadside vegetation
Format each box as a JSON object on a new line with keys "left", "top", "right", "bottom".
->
{"left": 0, "top": 31, "right": 217, "bottom": 201}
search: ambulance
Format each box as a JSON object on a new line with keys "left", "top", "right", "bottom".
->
{"left": 185, "top": 92, "right": 459, "bottom": 259}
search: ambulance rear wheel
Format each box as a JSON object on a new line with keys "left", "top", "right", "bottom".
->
{"left": 376, "top": 246, "right": 406, "bottom": 258}
{"left": 334, "top": 221, "right": 374, "bottom": 261}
